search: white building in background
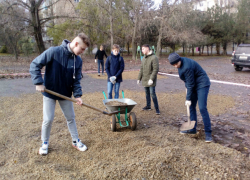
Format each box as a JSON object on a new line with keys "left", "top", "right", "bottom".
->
{"left": 193, "top": 0, "right": 238, "bottom": 12}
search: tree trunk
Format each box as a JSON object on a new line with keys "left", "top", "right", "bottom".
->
{"left": 156, "top": 19, "right": 163, "bottom": 57}
{"left": 160, "top": 44, "right": 162, "bottom": 56}
{"left": 216, "top": 42, "right": 220, "bottom": 55}
{"left": 192, "top": 45, "right": 194, "bottom": 56}
{"left": 109, "top": 1, "right": 113, "bottom": 51}
{"left": 171, "top": 44, "right": 175, "bottom": 52}
{"left": 31, "top": 1, "right": 45, "bottom": 54}
{"left": 207, "top": 45, "right": 209, "bottom": 56}
{"left": 131, "top": 15, "right": 138, "bottom": 60}
{"left": 14, "top": 47, "right": 18, "bottom": 60}
{"left": 127, "top": 42, "right": 130, "bottom": 55}
{"left": 210, "top": 44, "right": 213, "bottom": 55}
{"left": 7, "top": 35, "right": 19, "bottom": 60}
{"left": 222, "top": 42, "right": 227, "bottom": 55}
{"left": 202, "top": 45, "right": 204, "bottom": 54}
{"left": 182, "top": 43, "right": 185, "bottom": 54}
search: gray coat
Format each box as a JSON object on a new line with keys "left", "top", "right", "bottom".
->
{"left": 138, "top": 52, "right": 159, "bottom": 87}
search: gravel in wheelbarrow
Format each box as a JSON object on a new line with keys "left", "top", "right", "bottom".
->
{"left": 103, "top": 98, "right": 137, "bottom": 114}
{"left": 105, "top": 101, "right": 128, "bottom": 106}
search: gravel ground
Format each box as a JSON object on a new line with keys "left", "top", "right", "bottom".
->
{"left": 0, "top": 55, "right": 250, "bottom": 179}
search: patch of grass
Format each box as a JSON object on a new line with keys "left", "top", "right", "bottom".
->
{"left": 0, "top": 53, "right": 13, "bottom": 56}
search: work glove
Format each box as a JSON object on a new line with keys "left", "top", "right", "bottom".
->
{"left": 137, "top": 80, "right": 140, "bottom": 85}
{"left": 110, "top": 76, "right": 116, "bottom": 84}
{"left": 112, "top": 80, "right": 116, "bottom": 84}
{"left": 148, "top": 79, "right": 153, "bottom": 86}
{"left": 36, "top": 85, "right": 45, "bottom": 92}
{"left": 95, "top": 59, "right": 97, "bottom": 63}
{"left": 185, "top": 100, "right": 191, "bottom": 106}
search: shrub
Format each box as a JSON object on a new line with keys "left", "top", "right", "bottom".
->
{"left": 0, "top": 45, "right": 7, "bottom": 53}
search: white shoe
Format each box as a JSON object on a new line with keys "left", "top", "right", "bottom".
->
{"left": 72, "top": 139, "right": 88, "bottom": 151}
{"left": 39, "top": 142, "right": 48, "bottom": 155}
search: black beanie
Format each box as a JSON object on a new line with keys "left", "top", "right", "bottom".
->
{"left": 168, "top": 52, "right": 181, "bottom": 65}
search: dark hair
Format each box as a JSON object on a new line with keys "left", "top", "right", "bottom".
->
{"left": 142, "top": 44, "right": 151, "bottom": 50}
{"left": 78, "top": 33, "right": 90, "bottom": 47}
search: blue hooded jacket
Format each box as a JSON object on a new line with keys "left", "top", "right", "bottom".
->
{"left": 178, "top": 57, "right": 210, "bottom": 100}
{"left": 29, "top": 40, "right": 82, "bottom": 100}
{"left": 105, "top": 52, "right": 124, "bottom": 83}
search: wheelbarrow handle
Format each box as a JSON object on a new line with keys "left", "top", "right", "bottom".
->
{"left": 44, "top": 89, "right": 118, "bottom": 116}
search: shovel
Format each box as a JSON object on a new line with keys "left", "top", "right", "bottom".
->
{"left": 44, "top": 89, "right": 119, "bottom": 116}
{"left": 180, "top": 104, "right": 196, "bottom": 131}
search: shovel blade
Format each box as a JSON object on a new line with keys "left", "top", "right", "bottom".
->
{"left": 108, "top": 110, "right": 120, "bottom": 115}
{"left": 180, "top": 121, "right": 196, "bottom": 131}
{"left": 103, "top": 110, "right": 121, "bottom": 116}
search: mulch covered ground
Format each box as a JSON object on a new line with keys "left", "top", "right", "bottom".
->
{"left": 0, "top": 55, "right": 250, "bottom": 179}
{"left": 0, "top": 85, "right": 249, "bottom": 179}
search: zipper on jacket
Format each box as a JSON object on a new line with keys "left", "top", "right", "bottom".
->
{"left": 73, "top": 54, "right": 75, "bottom": 79}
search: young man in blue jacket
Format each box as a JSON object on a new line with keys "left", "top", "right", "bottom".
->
{"left": 30, "top": 33, "right": 90, "bottom": 155}
{"left": 168, "top": 52, "right": 212, "bottom": 142}
{"left": 105, "top": 44, "right": 124, "bottom": 99}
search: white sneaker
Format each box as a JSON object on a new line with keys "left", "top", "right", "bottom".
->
{"left": 39, "top": 142, "right": 48, "bottom": 155}
{"left": 72, "top": 139, "right": 88, "bottom": 151}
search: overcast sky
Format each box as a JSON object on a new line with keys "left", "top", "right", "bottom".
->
{"left": 153, "top": 0, "right": 162, "bottom": 8}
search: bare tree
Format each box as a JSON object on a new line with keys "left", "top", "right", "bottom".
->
{"left": 124, "top": 0, "right": 142, "bottom": 60}
{"left": 153, "top": 0, "right": 204, "bottom": 56}
{"left": 0, "top": 1, "right": 26, "bottom": 59}
{"left": 3, "top": 0, "right": 76, "bottom": 54}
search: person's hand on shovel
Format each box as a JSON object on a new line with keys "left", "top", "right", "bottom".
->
{"left": 75, "top": 97, "right": 83, "bottom": 106}
{"left": 36, "top": 85, "right": 45, "bottom": 92}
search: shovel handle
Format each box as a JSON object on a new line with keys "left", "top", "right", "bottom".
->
{"left": 186, "top": 104, "right": 190, "bottom": 118}
{"left": 44, "top": 89, "right": 116, "bottom": 116}
{"left": 185, "top": 89, "right": 191, "bottom": 122}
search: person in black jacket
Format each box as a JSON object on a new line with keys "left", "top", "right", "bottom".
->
{"left": 95, "top": 45, "right": 108, "bottom": 76}
{"left": 30, "top": 33, "right": 90, "bottom": 155}
{"left": 168, "top": 52, "right": 212, "bottom": 143}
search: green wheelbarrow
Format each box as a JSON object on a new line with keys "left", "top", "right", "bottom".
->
{"left": 103, "top": 90, "right": 137, "bottom": 132}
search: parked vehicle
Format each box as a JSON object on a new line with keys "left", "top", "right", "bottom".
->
{"left": 120, "top": 48, "right": 127, "bottom": 53}
{"left": 231, "top": 44, "right": 250, "bottom": 71}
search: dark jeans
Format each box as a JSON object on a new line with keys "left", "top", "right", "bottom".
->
{"left": 144, "top": 86, "right": 159, "bottom": 110}
{"left": 190, "top": 86, "right": 211, "bottom": 133}
{"left": 107, "top": 82, "right": 120, "bottom": 99}
{"left": 98, "top": 59, "right": 104, "bottom": 74}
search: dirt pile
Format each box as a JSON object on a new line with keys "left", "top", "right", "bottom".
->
{"left": 0, "top": 90, "right": 249, "bottom": 179}
{"left": 105, "top": 101, "right": 128, "bottom": 106}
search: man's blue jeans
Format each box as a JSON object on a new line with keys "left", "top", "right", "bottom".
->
{"left": 190, "top": 86, "right": 211, "bottom": 133}
{"left": 98, "top": 60, "right": 104, "bottom": 74}
{"left": 107, "top": 82, "right": 120, "bottom": 99}
{"left": 144, "top": 86, "right": 159, "bottom": 110}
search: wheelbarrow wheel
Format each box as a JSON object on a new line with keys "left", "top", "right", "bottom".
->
{"left": 129, "top": 112, "right": 137, "bottom": 131}
{"left": 111, "top": 114, "right": 116, "bottom": 132}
